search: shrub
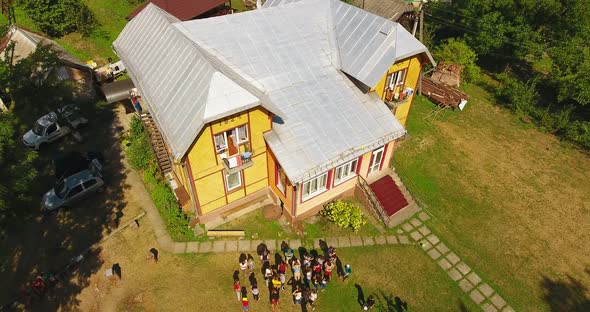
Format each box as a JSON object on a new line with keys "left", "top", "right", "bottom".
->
{"left": 495, "top": 74, "right": 539, "bottom": 117}
{"left": 19, "top": 0, "right": 98, "bottom": 37}
{"left": 320, "top": 200, "right": 367, "bottom": 232}
{"left": 564, "top": 121, "right": 590, "bottom": 149}
{"left": 433, "top": 38, "right": 481, "bottom": 83}
{"left": 126, "top": 116, "right": 154, "bottom": 170}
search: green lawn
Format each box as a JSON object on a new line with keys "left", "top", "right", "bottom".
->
{"left": 392, "top": 83, "right": 590, "bottom": 311}
{"left": 216, "top": 209, "right": 294, "bottom": 240}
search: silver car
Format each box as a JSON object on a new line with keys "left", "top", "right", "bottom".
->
{"left": 42, "top": 159, "right": 104, "bottom": 212}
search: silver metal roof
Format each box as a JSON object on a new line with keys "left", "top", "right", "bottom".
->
{"left": 101, "top": 79, "right": 135, "bottom": 104}
{"left": 114, "top": 0, "right": 433, "bottom": 183}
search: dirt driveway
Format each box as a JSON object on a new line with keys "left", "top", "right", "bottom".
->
{"left": 0, "top": 103, "right": 151, "bottom": 311}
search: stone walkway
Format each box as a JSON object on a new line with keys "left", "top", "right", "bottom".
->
{"left": 400, "top": 212, "right": 514, "bottom": 312}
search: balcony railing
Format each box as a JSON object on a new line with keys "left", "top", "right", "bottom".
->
{"left": 384, "top": 88, "right": 413, "bottom": 111}
{"left": 222, "top": 152, "right": 254, "bottom": 174}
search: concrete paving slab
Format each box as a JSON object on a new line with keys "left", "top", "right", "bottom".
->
{"left": 410, "top": 231, "right": 423, "bottom": 241}
{"left": 501, "top": 306, "right": 514, "bottom": 312}
{"left": 362, "top": 236, "right": 375, "bottom": 246}
{"left": 212, "top": 240, "right": 226, "bottom": 253}
{"left": 427, "top": 248, "right": 442, "bottom": 260}
{"left": 458, "top": 278, "right": 474, "bottom": 293}
{"left": 438, "top": 258, "right": 452, "bottom": 270}
{"left": 418, "top": 211, "right": 430, "bottom": 221}
{"left": 490, "top": 294, "right": 506, "bottom": 309}
{"left": 289, "top": 239, "right": 302, "bottom": 250}
{"left": 478, "top": 283, "right": 494, "bottom": 298}
{"left": 173, "top": 242, "right": 187, "bottom": 254}
{"left": 417, "top": 226, "right": 431, "bottom": 236}
{"left": 401, "top": 223, "right": 414, "bottom": 232}
{"left": 456, "top": 262, "right": 471, "bottom": 275}
{"left": 199, "top": 241, "right": 213, "bottom": 253}
{"left": 325, "top": 237, "right": 339, "bottom": 248}
{"left": 386, "top": 235, "right": 398, "bottom": 244}
{"left": 447, "top": 268, "right": 462, "bottom": 281}
{"left": 482, "top": 303, "right": 498, "bottom": 312}
{"left": 225, "top": 240, "right": 238, "bottom": 252}
{"left": 436, "top": 243, "right": 450, "bottom": 255}
{"left": 410, "top": 218, "right": 422, "bottom": 227}
{"left": 466, "top": 272, "right": 482, "bottom": 286}
{"left": 238, "top": 240, "right": 251, "bottom": 252}
{"left": 469, "top": 289, "right": 485, "bottom": 304}
{"left": 374, "top": 236, "right": 387, "bottom": 245}
{"left": 426, "top": 234, "right": 440, "bottom": 245}
{"left": 446, "top": 252, "right": 460, "bottom": 265}
{"left": 338, "top": 236, "right": 351, "bottom": 247}
{"left": 186, "top": 242, "right": 200, "bottom": 253}
{"left": 263, "top": 240, "right": 277, "bottom": 251}
{"left": 398, "top": 235, "right": 410, "bottom": 244}
{"left": 396, "top": 228, "right": 404, "bottom": 234}
{"left": 251, "top": 240, "right": 263, "bottom": 252}
{"left": 349, "top": 236, "right": 363, "bottom": 247}
{"left": 418, "top": 239, "right": 433, "bottom": 251}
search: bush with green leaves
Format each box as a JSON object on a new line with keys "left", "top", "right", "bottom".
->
{"left": 126, "top": 116, "right": 154, "bottom": 170}
{"left": 320, "top": 200, "right": 367, "bottom": 232}
{"left": 19, "top": 0, "right": 98, "bottom": 37}
{"left": 433, "top": 38, "right": 481, "bottom": 83}
{"left": 495, "top": 74, "right": 540, "bottom": 117}
{"left": 564, "top": 121, "right": 590, "bottom": 149}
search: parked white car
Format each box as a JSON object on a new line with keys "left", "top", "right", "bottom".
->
{"left": 23, "top": 107, "right": 87, "bottom": 150}
{"left": 42, "top": 158, "right": 104, "bottom": 212}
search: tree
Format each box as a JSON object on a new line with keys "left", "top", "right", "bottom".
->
{"left": 18, "top": 0, "right": 98, "bottom": 37}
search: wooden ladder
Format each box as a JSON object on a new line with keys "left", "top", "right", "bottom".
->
{"left": 140, "top": 113, "right": 172, "bottom": 175}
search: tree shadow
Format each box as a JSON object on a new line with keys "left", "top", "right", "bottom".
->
{"left": 541, "top": 272, "right": 590, "bottom": 312}
{"left": 376, "top": 290, "right": 408, "bottom": 312}
{"left": 0, "top": 101, "right": 132, "bottom": 310}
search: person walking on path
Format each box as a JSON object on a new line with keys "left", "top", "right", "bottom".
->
{"left": 324, "top": 260, "right": 335, "bottom": 282}
{"left": 270, "top": 288, "right": 280, "bottom": 312}
{"left": 247, "top": 254, "right": 256, "bottom": 273}
{"left": 342, "top": 264, "right": 352, "bottom": 282}
{"left": 292, "top": 258, "right": 302, "bottom": 282}
{"left": 292, "top": 286, "right": 303, "bottom": 305}
{"left": 233, "top": 280, "right": 242, "bottom": 301}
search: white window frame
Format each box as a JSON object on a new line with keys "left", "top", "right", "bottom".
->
{"left": 276, "top": 165, "right": 286, "bottom": 195}
{"left": 369, "top": 146, "right": 385, "bottom": 175}
{"left": 301, "top": 172, "right": 328, "bottom": 201}
{"left": 333, "top": 159, "right": 358, "bottom": 186}
{"left": 386, "top": 68, "right": 407, "bottom": 90}
{"left": 214, "top": 124, "right": 249, "bottom": 154}
{"left": 225, "top": 171, "right": 242, "bottom": 191}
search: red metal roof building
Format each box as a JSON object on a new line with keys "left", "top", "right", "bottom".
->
{"left": 127, "top": 0, "right": 232, "bottom": 21}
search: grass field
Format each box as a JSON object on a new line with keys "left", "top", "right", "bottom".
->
{"left": 73, "top": 221, "right": 479, "bottom": 312}
{"left": 392, "top": 83, "right": 590, "bottom": 311}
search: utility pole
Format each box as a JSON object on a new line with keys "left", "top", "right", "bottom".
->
{"left": 418, "top": 6, "right": 424, "bottom": 95}
{"left": 0, "top": 0, "right": 15, "bottom": 24}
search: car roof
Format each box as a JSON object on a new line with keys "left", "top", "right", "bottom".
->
{"left": 63, "top": 169, "right": 97, "bottom": 188}
{"left": 37, "top": 112, "right": 57, "bottom": 127}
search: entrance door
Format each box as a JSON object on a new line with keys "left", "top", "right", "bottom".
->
{"left": 369, "top": 146, "right": 385, "bottom": 174}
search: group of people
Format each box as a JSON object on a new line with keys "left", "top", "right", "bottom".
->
{"left": 232, "top": 241, "right": 353, "bottom": 311}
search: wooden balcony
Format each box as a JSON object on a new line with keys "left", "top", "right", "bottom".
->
{"left": 222, "top": 152, "right": 254, "bottom": 175}
{"left": 384, "top": 88, "right": 412, "bottom": 111}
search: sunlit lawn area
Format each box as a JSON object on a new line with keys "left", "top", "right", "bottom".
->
{"left": 392, "top": 82, "right": 590, "bottom": 311}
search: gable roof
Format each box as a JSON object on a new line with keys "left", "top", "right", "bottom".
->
{"left": 0, "top": 26, "right": 87, "bottom": 68}
{"left": 352, "top": 0, "right": 414, "bottom": 21}
{"left": 127, "top": 0, "right": 230, "bottom": 21}
{"left": 114, "top": 0, "right": 433, "bottom": 183}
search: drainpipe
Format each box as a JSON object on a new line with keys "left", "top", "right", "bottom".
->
{"left": 291, "top": 184, "right": 298, "bottom": 222}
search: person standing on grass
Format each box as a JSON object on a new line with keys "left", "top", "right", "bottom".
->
{"left": 270, "top": 288, "right": 280, "bottom": 312}
{"left": 316, "top": 255, "right": 325, "bottom": 268}
{"left": 278, "top": 260, "right": 287, "bottom": 291}
{"left": 342, "top": 264, "right": 352, "bottom": 282}
{"left": 320, "top": 275, "right": 327, "bottom": 291}
{"left": 363, "top": 295, "right": 376, "bottom": 310}
{"left": 312, "top": 274, "right": 321, "bottom": 291}
{"left": 292, "top": 258, "right": 302, "bottom": 282}
{"left": 305, "top": 267, "right": 313, "bottom": 283}
{"left": 241, "top": 296, "right": 249, "bottom": 311}
{"left": 271, "top": 273, "right": 282, "bottom": 290}
{"left": 323, "top": 260, "right": 335, "bottom": 282}
{"left": 312, "top": 261, "right": 322, "bottom": 277}
{"left": 247, "top": 254, "right": 256, "bottom": 273}
{"left": 251, "top": 283, "right": 260, "bottom": 302}
{"left": 234, "top": 280, "right": 242, "bottom": 301}
{"left": 292, "top": 285, "right": 303, "bottom": 305}
{"left": 264, "top": 263, "right": 273, "bottom": 286}
{"left": 308, "top": 289, "right": 318, "bottom": 310}
{"left": 284, "top": 246, "right": 294, "bottom": 264}
{"left": 260, "top": 249, "right": 270, "bottom": 266}
{"left": 240, "top": 258, "right": 248, "bottom": 276}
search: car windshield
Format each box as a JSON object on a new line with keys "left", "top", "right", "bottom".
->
{"left": 32, "top": 122, "right": 45, "bottom": 136}
{"left": 55, "top": 180, "right": 69, "bottom": 199}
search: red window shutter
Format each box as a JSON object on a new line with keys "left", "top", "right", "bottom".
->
{"left": 326, "top": 170, "right": 333, "bottom": 189}
{"left": 355, "top": 155, "right": 363, "bottom": 174}
{"left": 379, "top": 143, "right": 389, "bottom": 171}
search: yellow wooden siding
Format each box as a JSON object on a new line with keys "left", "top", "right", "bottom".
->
{"left": 195, "top": 172, "right": 226, "bottom": 213}
{"left": 267, "top": 149, "right": 293, "bottom": 210}
{"left": 185, "top": 107, "right": 272, "bottom": 216}
{"left": 394, "top": 57, "right": 421, "bottom": 126}
{"left": 371, "top": 58, "right": 413, "bottom": 97}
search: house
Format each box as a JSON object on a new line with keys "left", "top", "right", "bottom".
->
{"left": 127, "top": 0, "right": 235, "bottom": 21}
{"left": 113, "top": 0, "right": 435, "bottom": 227}
{"left": 0, "top": 25, "right": 96, "bottom": 100}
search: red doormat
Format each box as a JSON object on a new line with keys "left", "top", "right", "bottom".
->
{"left": 369, "top": 176, "right": 408, "bottom": 216}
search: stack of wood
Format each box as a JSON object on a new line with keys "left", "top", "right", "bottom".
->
{"left": 421, "top": 77, "right": 469, "bottom": 109}
{"left": 430, "top": 62, "right": 462, "bottom": 87}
